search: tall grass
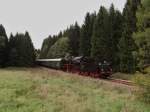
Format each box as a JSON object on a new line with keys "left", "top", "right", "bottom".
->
{"left": 133, "top": 73, "right": 150, "bottom": 103}
{"left": 0, "top": 67, "right": 149, "bottom": 112}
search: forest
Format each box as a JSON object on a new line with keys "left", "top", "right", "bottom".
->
{"left": 40, "top": 0, "right": 150, "bottom": 73}
{"left": 0, "top": 26, "right": 35, "bottom": 67}
{"left": 0, "top": 0, "right": 149, "bottom": 74}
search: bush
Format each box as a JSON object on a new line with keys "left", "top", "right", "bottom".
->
{"left": 133, "top": 74, "right": 150, "bottom": 103}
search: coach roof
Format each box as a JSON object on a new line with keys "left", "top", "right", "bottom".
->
{"left": 36, "top": 58, "right": 62, "bottom": 62}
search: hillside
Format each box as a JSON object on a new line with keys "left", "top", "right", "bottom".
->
{"left": 0, "top": 67, "right": 149, "bottom": 112}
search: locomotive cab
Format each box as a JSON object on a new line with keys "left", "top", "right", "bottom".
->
{"left": 99, "top": 61, "right": 112, "bottom": 78}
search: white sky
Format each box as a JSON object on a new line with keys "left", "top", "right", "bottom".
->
{"left": 0, "top": 0, "right": 126, "bottom": 49}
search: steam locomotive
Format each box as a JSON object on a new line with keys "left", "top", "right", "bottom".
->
{"left": 37, "top": 56, "right": 112, "bottom": 78}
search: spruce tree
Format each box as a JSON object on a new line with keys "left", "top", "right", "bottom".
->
{"left": 133, "top": 0, "right": 150, "bottom": 69}
{"left": 108, "top": 4, "right": 116, "bottom": 64}
{"left": 8, "top": 34, "right": 19, "bottom": 66}
{"left": 109, "top": 4, "right": 123, "bottom": 70}
{"left": 91, "top": 6, "right": 110, "bottom": 62}
{"left": 68, "top": 22, "right": 80, "bottom": 56}
{"left": 118, "top": 0, "right": 141, "bottom": 73}
{"left": 118, "top": 24, "right": 137, "bottom": 73}
{"left": 123, "top": 0, "right": 141, "bottom": 32}
{"left": 0, "top": 25, "right": 8, "bottom": 67}
{"left": 8, "top": 32, "right": 35, "bottom": 67}
{"left": 24, "top": 32, "right": 36, "bottom": 65}
{"left": 80, "top": 12, "right": 96, "bottom": 56}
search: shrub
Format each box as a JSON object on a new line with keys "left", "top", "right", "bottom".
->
{"left": 133, "top": 74, "right": 150, "bottom": 103}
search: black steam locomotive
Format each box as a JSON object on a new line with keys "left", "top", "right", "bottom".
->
{"left": 37, "top": 56, "right": 112, "bottom": 78}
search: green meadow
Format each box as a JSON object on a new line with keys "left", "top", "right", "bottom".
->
{"left": 0, "top": 67, "right": 149, "bottom": 112}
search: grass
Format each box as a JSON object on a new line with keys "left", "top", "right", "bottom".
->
{"left": 144, "top": 67, "right": 150, "bottom": 74}
{"left": 0, "top": 67, "right": 149, "bottom": 112}
{"left": 111, "top": 66, "right": 150, "bottom": 80}
{"left": 111, "top": 72, "right": 134, "bottom": 80}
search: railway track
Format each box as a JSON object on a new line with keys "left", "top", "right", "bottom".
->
{"left": 40, "top": 66, "right": 134, "bottom": 86}
{"left": 72, "top": 72, "right": 134, "bottom": 86}
{"left": 108, "top": 78, "right": 134, "bottom": 86}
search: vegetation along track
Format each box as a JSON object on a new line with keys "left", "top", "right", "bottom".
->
{"left": 107, "top": 78, "right": 134, "bottom": 86}
{"left": 41, "top": 66, "right": 134, "bottom": 86}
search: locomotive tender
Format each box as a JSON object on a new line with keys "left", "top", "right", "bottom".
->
{"left": 37, "top": 56, "right": 112, "bottom": 78}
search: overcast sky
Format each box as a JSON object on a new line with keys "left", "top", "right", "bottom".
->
{"left": 0, "top": 0, "right": 126, "bottom": 49}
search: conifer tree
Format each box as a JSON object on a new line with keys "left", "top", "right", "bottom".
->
{"left": 118, "top": 0, "right": 141, "bottom": 73}
{"left": 0, "top": 25, "right": 8, "bottom": 67}
{"left": 8, "top": 33, "right": 19, "bottom": 66}
{"left": 8, "top": 32, "right": 35, "bottom": 66}
{"left": 118, "top": 24, "right": 137, "bottom": 73}
{"left": 68, "top": 22, "right": 80, "bottom": 56}
{"left": 80, "top": 12, "right": 96, "bottom": 56}
{"left": 91, "top": 6, "right": 110, "bottom": 62}
{"left": 24, "top": 32, "right": 36, "bottom": 65}
{"left": 123, "top": 0, "right": 141, "bottom": 32}
{"left": 133, "top": 0, "right": 150, "bottom": 69}
{"left": 109, "top": 4, "right": 123, "bottom": 70}
{"left": 108, "top": 4, "right": 116, "bottom": 64}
